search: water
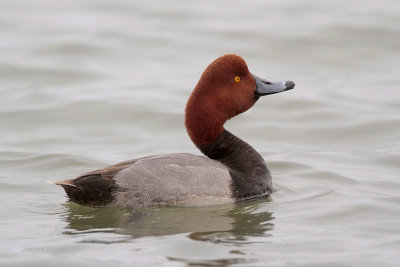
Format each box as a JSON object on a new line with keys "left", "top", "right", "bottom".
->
{"left": 1, "top": 0, "right": 399, "bottom": 266}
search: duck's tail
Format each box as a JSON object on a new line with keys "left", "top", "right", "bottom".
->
{"left": 52, "top": 175, "right": 117, "bottom": 207}
{"left": 51, "top": 180, "right": 78, "bottom": 187}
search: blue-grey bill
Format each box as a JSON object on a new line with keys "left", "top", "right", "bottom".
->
{"left": 253, "top": 74, "right": 295, "bottom": 96}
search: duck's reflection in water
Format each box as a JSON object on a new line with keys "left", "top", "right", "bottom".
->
{"left": 62, "top": 199, "right": 274, "bottom": 243}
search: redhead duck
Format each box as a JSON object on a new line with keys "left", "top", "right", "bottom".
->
{"left": 55, "top": 54, "right": 295, "bottom": 207}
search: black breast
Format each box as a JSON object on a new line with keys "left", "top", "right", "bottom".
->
{"left": 197, "top": 129, "right": 272, "bottom": 199}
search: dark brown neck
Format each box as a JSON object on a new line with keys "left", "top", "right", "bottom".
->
{"left": 197, "top": 129, "right": 272, "bottom": 199}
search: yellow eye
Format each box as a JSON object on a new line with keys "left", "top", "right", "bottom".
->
{"left": 234, "top": 76, "right": 240, "bottom": 82}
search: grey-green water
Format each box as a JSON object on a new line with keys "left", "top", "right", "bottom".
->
{"left": 1, "top": 0, "right": 399, "bottom": 266}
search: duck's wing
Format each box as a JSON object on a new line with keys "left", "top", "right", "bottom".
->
{"left": 55, "top": 153, "right": 233, "bottom": 207}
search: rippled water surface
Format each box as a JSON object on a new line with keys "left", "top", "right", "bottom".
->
{"left": 1, "top": 0, "right": 400, "bottom": 266}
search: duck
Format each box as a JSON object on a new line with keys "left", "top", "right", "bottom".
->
{"left": 55, "top": 54, "right": 295, "bottom": 207}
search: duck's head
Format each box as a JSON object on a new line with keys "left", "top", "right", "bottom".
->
{"left": 185, "top": 54, "right": 295, "bottom": 146}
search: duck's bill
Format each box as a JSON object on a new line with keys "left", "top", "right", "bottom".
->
{"left": 253, "top": 74, "right": 295, "bottom": 96}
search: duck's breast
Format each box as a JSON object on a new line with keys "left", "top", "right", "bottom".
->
{"left": 113, "top": 153, "right": 233, "bottom": 207}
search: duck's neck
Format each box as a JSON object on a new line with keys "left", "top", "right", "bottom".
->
{"left": 185, "top": 95, "right": 272, "bottom": 198}
{"left": 196, "top": 129, "right": 272, "bottom": 199}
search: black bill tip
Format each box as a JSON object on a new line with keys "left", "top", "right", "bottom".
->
{"left": 285, "top": 80, "right": 295, "bottom": 90}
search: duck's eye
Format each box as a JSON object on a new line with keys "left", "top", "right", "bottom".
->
{"left": 234, "top": 76, "right": 240, "bottom": 83}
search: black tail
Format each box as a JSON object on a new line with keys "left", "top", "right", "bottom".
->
{"left": 55, "top": 174, "right": 117, "bottom": 207}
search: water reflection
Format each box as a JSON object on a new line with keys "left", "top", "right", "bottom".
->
{"left": 188, "top": 202, "right": 274, "bottom": 244}
{"left": 168, "top": 256, "right": 252, "bottom": 266}
{"left": 62, "top": 200, "right": 274, "bottom": 242}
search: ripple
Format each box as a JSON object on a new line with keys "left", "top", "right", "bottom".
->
{"left": 0, "top": 63, "right": 100, "bottom": 85}
{"left": 0, "top": 151, "right": 106, "bottom": 174}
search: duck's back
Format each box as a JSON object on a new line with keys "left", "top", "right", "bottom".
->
{"left": 57, "top": 153, "right": 233, "bottom": 207}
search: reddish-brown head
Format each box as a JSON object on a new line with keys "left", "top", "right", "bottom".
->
{"left": 185, "top": 54, "right": 295, "bottom": 146}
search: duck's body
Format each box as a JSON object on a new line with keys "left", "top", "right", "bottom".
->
{"left": 58, "top": 153, "right": 232, "bottom": 207}
{"left": 55, "top": 55, "right": 294, "bottom": 207}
